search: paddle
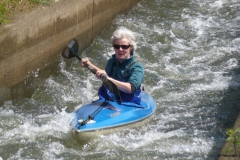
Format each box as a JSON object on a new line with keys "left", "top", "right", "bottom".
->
{"left": 62, "top": 39, "right": 121, "bottom": 104}
{"left": 78, "top": 100, "right": 109, "bottom": 127}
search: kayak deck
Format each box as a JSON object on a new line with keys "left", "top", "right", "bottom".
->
{"left": 70, "top": 91, "right": 156, "bottom": 134}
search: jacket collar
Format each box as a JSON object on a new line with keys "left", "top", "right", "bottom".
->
{"left": 112, "top": 54, "right": 134, "bottom": 66}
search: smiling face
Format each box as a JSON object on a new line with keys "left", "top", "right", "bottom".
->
{"left": 114, "top": 38, "right": 132, "bottom": 63}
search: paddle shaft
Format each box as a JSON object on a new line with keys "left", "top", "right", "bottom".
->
{"left": 79, "top": 101, "right": 108, "bottom": 127}
{"left": 71, "top": 48, "right": 109, "bottom": 81}
{"left": 68, "top": 45, "right": 97, "bottom": 75}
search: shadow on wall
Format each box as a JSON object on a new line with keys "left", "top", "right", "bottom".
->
{"left": 0, "top": 60, "right": 62, "bottom": 106}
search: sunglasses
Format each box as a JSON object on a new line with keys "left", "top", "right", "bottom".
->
{"left": 113, "top": 44, "right": 131, "bottom": 50}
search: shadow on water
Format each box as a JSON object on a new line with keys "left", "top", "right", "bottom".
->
{"left": 214, "top": 53, "right": 240, "bottom": 158}
{"left": 208, "top": 54, "right": 240, "bottom": 159}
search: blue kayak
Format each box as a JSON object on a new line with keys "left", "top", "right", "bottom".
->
{"left": 70, "top": 91, "right": 156, "bottom": 137}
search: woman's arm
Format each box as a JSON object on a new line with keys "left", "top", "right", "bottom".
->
{"left": 93, "top": 69, "right": 132, "bottom": 94}
{"left": 107, "top": 77, "right": 132, "bottom": 94}
{"left": 81, "top": 58, "right": 105, "bottom": 73}
{"left": 82, "top": 58, "right": 143, "bottom": 94}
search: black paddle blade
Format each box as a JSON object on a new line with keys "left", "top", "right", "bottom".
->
{"left": 61, "top": 39, "right": 79, "bottom": 59}
{"left": 62, "top": 46, "right": 74, "bottom": 59}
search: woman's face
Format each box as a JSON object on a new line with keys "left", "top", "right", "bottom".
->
{"left": 113, "top": 38, "right": 132, "bottom": 62}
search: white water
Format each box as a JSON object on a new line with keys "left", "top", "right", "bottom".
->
{"left": 1, "top": 0, "right": 240, "bottom": 159}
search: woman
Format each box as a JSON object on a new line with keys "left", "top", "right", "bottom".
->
{"left": 81, "top": 27, "right": 144, "bottom": 104}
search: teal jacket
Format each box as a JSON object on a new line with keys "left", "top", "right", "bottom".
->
{"left": 98, "top": 54, "right": 144, "bottom": 104}
{"left": 105, "top": 54, "right": 144, "bottom": 91}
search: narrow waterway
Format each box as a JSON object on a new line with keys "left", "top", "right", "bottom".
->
{"left": 1, "top": 0, "right": 240, "bottom": 159}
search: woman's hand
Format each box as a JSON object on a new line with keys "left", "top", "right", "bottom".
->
{"left": 81, "top": 57, "right": 106, "bottom": 78}
{"left": 95, "top": 70, "right": 107, "bottom": 79}
{"left": 81, "top": 58, "right": 91, "bottom": 67}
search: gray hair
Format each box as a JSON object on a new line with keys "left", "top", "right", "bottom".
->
{"left": 111, "top": 27, "right": 137, "bottom": 51}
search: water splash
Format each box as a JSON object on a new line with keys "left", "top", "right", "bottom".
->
{"left": 1, "top": 0, "right": 240, "bottom": 159}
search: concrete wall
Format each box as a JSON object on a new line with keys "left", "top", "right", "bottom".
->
{"left": 0, "top": 0, "right": 140, "bottom": 104}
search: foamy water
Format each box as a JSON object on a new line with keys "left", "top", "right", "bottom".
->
{"left": 1, "top": 0, "right": 240, "bottom": 159}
